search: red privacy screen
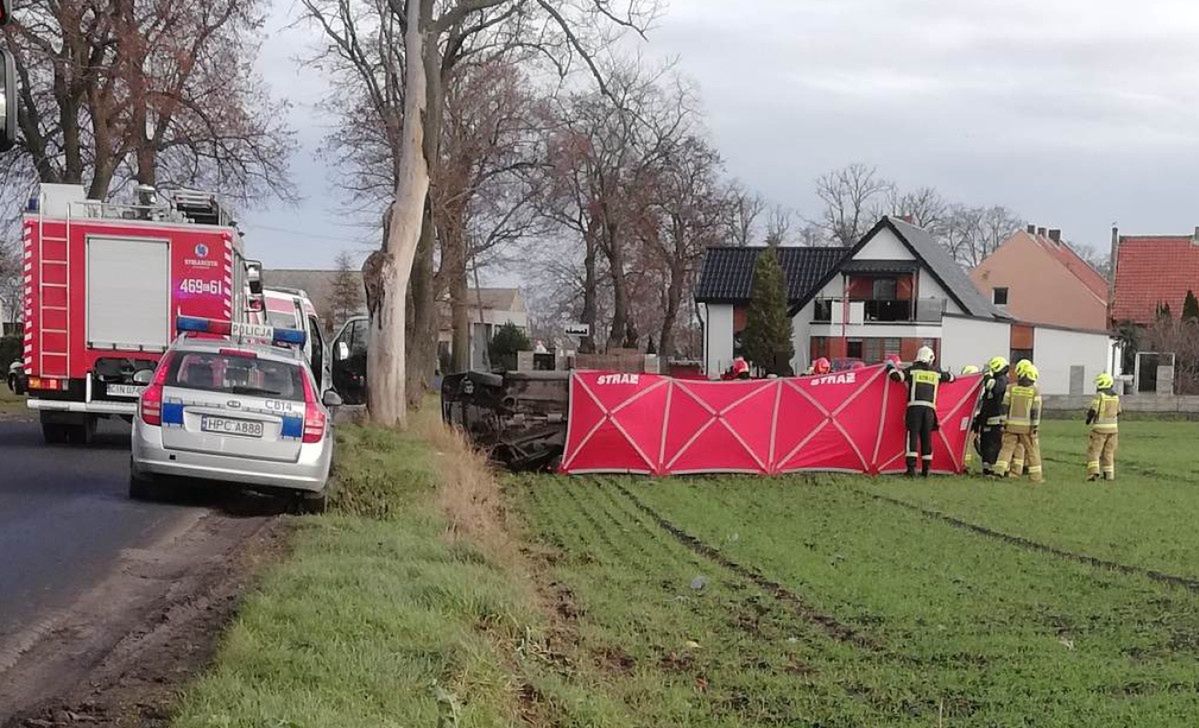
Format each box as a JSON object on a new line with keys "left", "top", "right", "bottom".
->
{"left": 561, "top": 367, "right": 983, "bottom": 476}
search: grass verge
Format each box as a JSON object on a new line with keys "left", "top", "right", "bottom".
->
{"left": 0, "top": 384, "right": 26, "bottom": 415}
{"left": 172, "top": 410, "right": 542, "bottom": 727}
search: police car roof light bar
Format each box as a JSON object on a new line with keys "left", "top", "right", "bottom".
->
{"left": 176, "top": 315, "right": 306, "bottom": 348}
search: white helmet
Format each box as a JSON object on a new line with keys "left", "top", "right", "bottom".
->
{"left": 916, "top": 346, "right": 935, "bottom": 364}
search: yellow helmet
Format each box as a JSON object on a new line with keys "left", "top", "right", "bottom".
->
{"left": 1014, "top": 359, "right": 1032, "bottom": 378}
{"left": 961, "top": 365, "right": 981, "bottom": 375}
{"left": 1095, "top": 372, "right": 1114, "bottom": 390}
{"left": 987, "top": 356, "right": 1008, "bottom": 374}
{"left": 1024, "top": 364, "right": 1040, "bottom": 382}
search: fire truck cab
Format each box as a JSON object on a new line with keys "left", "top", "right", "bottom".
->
{"left": 22, "top": 183, "right": 262, "bottom": 444}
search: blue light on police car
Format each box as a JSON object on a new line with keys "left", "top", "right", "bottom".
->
{"left": 177, "top": 316, "right": 210, "bottom": 333}
{"left": 272, "top": 327, "right": 306, "bottom": 347}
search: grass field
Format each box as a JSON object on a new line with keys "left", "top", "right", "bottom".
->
{"left": 508, "top": 419, "right": 1199, "bottom": 726}
{"left": 0, "top": 383, "right": 25, "bottom": 414}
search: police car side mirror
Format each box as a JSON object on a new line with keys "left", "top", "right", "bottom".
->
{"left": 336, "top": 341, "right": 350, "bottom": 362}
{"left": 133, "top": 369, "right": 154, "bottom": 385}
{"left": 322, "top": 390, "right": 343, "bottom": 408}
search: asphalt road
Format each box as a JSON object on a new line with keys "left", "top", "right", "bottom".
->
{"left": 0, "top": 417, "right": 283, "bottom": 651}
{"left": 0, "top": 419, "right": 187, "bottom": 639}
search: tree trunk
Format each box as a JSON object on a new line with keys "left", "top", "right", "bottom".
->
{"left": 367, "top": 0, "right": 430, "bottom": 428}
{"left": 659, "top": 262, "right": 684, "bottom": 361}
{"left": 606, "top": 223, "right": 629, "bottom": 349}
{"left": 405, "top": 204, "right": 438, "bottom": 408}
{"left": 579, "top": 232, "right": 599, "bottom": 354}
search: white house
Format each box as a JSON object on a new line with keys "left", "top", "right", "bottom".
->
{"left": 696, "top": 217, "right": 1114, "bottom": 395}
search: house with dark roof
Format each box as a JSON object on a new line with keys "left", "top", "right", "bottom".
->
{"left": 696, "top": 216, "right": 1117, "bottom": 394}
{"left": 971, "top": 225, "right": 1109, "bottom": 331}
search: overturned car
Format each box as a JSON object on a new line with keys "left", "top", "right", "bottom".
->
{"left": 440, "top": 370, "right": 570, "bottom": 471}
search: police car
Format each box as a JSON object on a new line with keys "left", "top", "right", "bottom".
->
{"left": 129, "top": 317, "right": 342, "bottom": 511}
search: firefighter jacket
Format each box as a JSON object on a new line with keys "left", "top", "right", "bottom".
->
{"left": 979, "top": 371, "right": 1008, "bottom": 427}
{"left": 1002, "top": 382, "right": 1042, "bottom": 434}
{"left": 1087, "top": 390, "right": 1120, "bottom": 433}
{"left": 889, "top": 362, "right": 954, "bottom": 408}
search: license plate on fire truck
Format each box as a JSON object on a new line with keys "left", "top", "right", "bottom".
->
{"left": 107, "top": 384, "right": 146, "bottom": 398}
{"left": 201, "top": 416, "right": 264, "bottom": 438}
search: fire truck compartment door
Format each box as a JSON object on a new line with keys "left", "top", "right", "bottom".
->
{"left": 87, "top": 236, "right": 170, "bottom": 350}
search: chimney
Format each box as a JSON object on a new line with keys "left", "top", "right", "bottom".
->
{"left": 1048, "top": 229, "right": 1061, "bottom": 243}
{"left": 901, "top": 213, "right": 914, "bottom": 224}
{"left": 1193, "top": 226, "right": 1199, "bottom": 244}
{"left": 1108, "top": 226, "right": 1119, "bottom": 317}
{"left": 1025, "top": 224, "right": 1036, "bottom": 234}
{"left": 1036, "top": 226, "right": 1047, "bottom": 237}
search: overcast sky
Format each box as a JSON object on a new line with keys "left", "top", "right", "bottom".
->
{"left": 240, "top": 0, "right": 1199, "bottom": 270}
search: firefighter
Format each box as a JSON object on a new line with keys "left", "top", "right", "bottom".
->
{"left": 722, "top": 357, "right": 751, "bottom": 381}
{"left": 993, "top": 362, "right": 1043, "bottom": 483}
{"left": 1086, "top": 373, "right": 1121, "bottom": 481}
{"left": 976, "top": 356, "right": 1010, "bottom": 475}
{"left": 960, "top": 365, "right": 982, "bottom": 470}
{"left": 806, "top": 357, "right": 831, "bottom": 376}
{"left": 887, "top": 346, "right": 955, "bottom": 477}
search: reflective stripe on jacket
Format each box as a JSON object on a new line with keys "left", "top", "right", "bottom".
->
{"left": 1003, "top": 384, "right": 1041, "bottom": 433}
{"left": 891, "top": 363, "right": 954, "bottom": 408}
{"left": 1090, "top": 393, "right": 1120, "bottom": 433}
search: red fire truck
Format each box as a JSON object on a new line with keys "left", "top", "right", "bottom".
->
{"left": 22, "top": 183, "right": 262, "bottom": 444}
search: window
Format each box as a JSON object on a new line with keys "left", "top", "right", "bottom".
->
{"left": 993, "top": 287, "right": 1009, "bottom": 306}
{"left": 861, "top": 337, "right": 902, "bottom": 364}
{"left": 349, "top": 319, "right": 370, "bottom": 357}
{"left": 847, "top": 339, "right": 863, "bottom": 359}
{"left": 168, "top": 351, "right": 304, "bottom": 401}
{"left": 873, "top": 278, "right": 898, "bottom": 300}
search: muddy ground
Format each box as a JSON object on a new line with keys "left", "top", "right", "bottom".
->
{"left": 0, "top": 509, "right": 289, "bottom": 728}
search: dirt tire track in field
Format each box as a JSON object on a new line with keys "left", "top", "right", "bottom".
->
{"left": 857, "top": 489, "right": 1199, "bottom": 593}
{"left": 611, "top": 482, "right": 882, "bottom": 651}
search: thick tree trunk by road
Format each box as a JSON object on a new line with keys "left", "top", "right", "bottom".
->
{"left": 445, "top": 216, "right": 471, "bottom": 372}
{"left": 367, "top": 0, "right": 430, "bottom": 428}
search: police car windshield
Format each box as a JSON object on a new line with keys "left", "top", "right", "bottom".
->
{"left": 167, "top": 352, "right": 304, "bottom": 401}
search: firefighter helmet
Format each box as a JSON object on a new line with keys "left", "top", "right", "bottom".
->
{"left": 731, "top": 357, "right": 749, "bottom": 377}
{"left": 1023, "top": 364, "right": 1040, "bottom": 382}
{"left": 812, "top": 357, "right": 831, "bottom": 375}
{"left": 916, "top": 346, "right": 935, "bottom": 364}
{"left": 1014, "top": 359, "right": 1032, "bottom": 378}
{"left": 1095, "top": 372, "right": 1114, "bottom": 390}
{"left": 961, "top": 364, "right": 981, "bottom": 375}
{"left": 987, "top": 356, "right": 1008, "bottom": 374}
{"left": 884, "top": 354, "right": 902, "bottom": 367}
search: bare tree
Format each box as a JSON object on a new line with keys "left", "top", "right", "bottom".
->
{"left": 814, "top": 162, "right": 893, "bottom": 246}
{"left": 764, "top": 204, "right": 794, "bottom": 247}
{"left": 940, "top": 204, "right": 1023, "bottom": 268}
{"left": 888, "top": 185, "right": 947, "bottom": 229}
{"left": 306, "top": 0, "right": 657, "bottom": 424}
{"left": 330, "top": 250, "right": 365, "bottom": 334}
{"left": 1, "top": 0, "right": 293, "bottom": 206}
{"left": 722, "top": 183, "right": 763, "bottom": 247}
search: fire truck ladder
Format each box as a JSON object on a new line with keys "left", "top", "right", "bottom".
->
{"left": 37, "top": 204, "right": 71, "bottom": 378}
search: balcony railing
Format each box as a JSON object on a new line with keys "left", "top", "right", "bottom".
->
{"left": 813, "top": 298, "right": 915, "bottom": 323}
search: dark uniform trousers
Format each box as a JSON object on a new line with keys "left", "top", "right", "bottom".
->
{"left": 906, "top": 406, "right": 937, "bottom": 472}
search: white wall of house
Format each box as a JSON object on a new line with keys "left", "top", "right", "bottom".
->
{"left": 790, "top": 300, "right": 814, "bottom": 373}
{"left": 855, "top": 229, "right": 909, "bottom": 260}
{"left": 703, "top": 303, "right": 735, "bottom": 377}
{"left": 941, "top": 316, "right": 1011, "bottom": 373}
{"left": 1033, "top": 327, "right": 1113, "bottom": 396}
